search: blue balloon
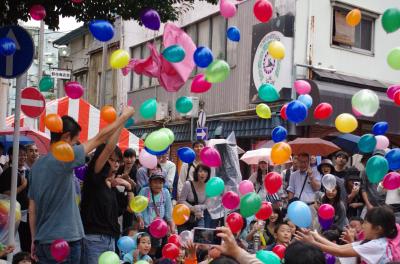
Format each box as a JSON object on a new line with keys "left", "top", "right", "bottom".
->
{"left": 372, "top": 121, "right": 389, "bottom": 135}
{"left": 123, "top": 253, "right": 133, "bottom": 264}
{"left": 385, "top": 148, "right": 400, "bottom": 170}
{"left": 144, "top": 146, "right": 169, "bottom": 156}
{"left": 162, "top": 44, "right": 186, "bottom": 63}
{"left": 271, "top": 126, "right": 287, "bottom": 143}
{"left": 193, "top": 46, "right": 213, "bottom": 68}
{"left": 117, "top": 236, "right": 135, "bottom": 253}
{"left": 287, "top": 201, "right": 312, "bottom": 228}
{"left": 298, "top": 94, "right": 313, "bottom": 108}
{"left": 125, "top": 118, "right": 135, "bottom": 128}
{"left": 177, "top": 147, "right": 196, "bottom": 164}
{"left": 227, "top": 26, "right": 240, "bottom": 42}
{"left": 357, "top": 134, "right": 377, "bottom": 154}
{"left": 0, "top": 37, "right": 16, "bottom": 56}
{"left": 286, "top": 100, "right": 308, "bottom": 123}
{"left": 89, "top": 20, "right": 115, "bottom": 42}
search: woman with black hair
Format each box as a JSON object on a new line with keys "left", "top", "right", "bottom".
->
{"left": 322, "top": 183, "right": 349, "bottom": 229}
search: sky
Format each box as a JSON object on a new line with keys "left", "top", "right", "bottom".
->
{"left": 23, "top": 16, "right": 83, "bottom": 33}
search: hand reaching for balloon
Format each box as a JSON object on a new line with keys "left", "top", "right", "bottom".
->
{"left": 214, "top": 226, "right": 242, "bottom": 259}
{"left": 294, "top": 229, "right": 315, "bottom": 244}
{"left": 340, "top": 227, "right": 355, "bottom": 244}
{"left": 185, "top": 240, "right": 198, "bottom": 259}
{"left": 111, "top": 177, "right": 131, "bottom": 191}
{"left": 122, "top": 106, "right": 135, "bottom": 117}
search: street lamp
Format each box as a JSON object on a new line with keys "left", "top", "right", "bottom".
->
{"left": 46, "top": 56, "right": 53, "bottom": 71}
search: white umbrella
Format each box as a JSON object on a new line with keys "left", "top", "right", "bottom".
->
{"left": 240, "top": 148, "right": 272, "bottom": 165}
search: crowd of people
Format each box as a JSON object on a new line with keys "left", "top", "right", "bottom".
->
{"left": 0, "top": 110, "right": 399, "bottom": 264}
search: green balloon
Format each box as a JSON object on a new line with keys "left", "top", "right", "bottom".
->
{"left": 387, "top": 47, "right": 400, "bottom": 70}
{"left": 176, "top": 96, "right": 193, "bottom": 114}
{"left": 39, "top": 76, "right": 54, "bottom": 92}
{"left": 366, "top": 155, "right": 389, "bottom": 184}
{"left": 162, "top": 44, "right": 186, "bottom": 63}
{"left": 159, "top": 127, "right": 175, "bottom": 145}
{"left": 98, "top": 251, "right": 120, "bottom": 264}
{"left": 351, "top": 89, "right": 379, "bottom": 117}
{"left": 358, "top": 134, "right": 377, "bottom": 154}
{"left": 258, "top": 83, "right": 280, "bottom": 102}
{"left": 205, "top": 60, "right": 230, "bottom": 83}
{"left": 135, "top": 261, "right": 149, "bottom": 264}
{"left": 145, "top": 130, "right": 170, "bottom": 152}
{"left": 140, "top": 98, "right": 157, "bottom": 119}
{"left": 205, "top": 177, "right": 225, "bottom": 197}
{"left": 382, "top": 8, "right": 400, "bottom": 33}
{"left": 240, "top": 192, "right": 262, "bottom": 218}
{"left": 256, "top": 250, "right": 280, "bottom": 264}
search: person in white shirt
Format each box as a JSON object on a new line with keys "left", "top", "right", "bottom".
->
{"left": 24, "top": 144, "right": 39, "bottom": 171}
{"left": 159, "top": 152, "right": 176, "bottom": 192}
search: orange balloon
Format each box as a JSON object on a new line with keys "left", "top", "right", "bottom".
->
{"left": 45, "top": 114, "right": 63, "bottom": 132}
{"left": 51, "top": 141, "right": 75, "bottom": 162}
{"left": 172, "top": 204, "right": 191, "bottom": 225}
{"left": 100, "top": 105, "right": 117, "bottom": 123}
{"left": 271, "top": 142, "right": 292, "bottom": 165}
{"left": 346, "top": 9, "right": 361, "bottom": 27}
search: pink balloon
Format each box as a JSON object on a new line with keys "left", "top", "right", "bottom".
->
{"left": 294, "top": 80, "right": 311, "bottom": 94}
{"left": 200, "top": 147, "right": 222, "bottom": 167}
{"left": 139, "top": 149, "right": 157, "bottom": 169}
{"left": 387, "top": 85, "right": 400, "bottom": 100}
{"left": 222, "top": 191, "right": 240, "bottom": 209}
{"left": 50, "top": 239, "right": 70, "bottom": 262}
{"left": 382, "top": 172, "right": 400, "bottom": 190}
{"left": 375, "top": 135, "right": 389, "bottom": 150}
{"left": 352, "top": 107, "right": 362, "bottom": 117}
{"left": 191, "top": 74, "right": 212, "bottom": 93}
{"left": 238, "top": 180, "right": 254, "bottom": 195}
{"left": 71, "top": 0, "right": 84, "bottom": 3}
{"left": 318, "top": 204, "right": 335, "bottom": 220}
{"left": 29, "top": 4, "right": 46, "bottom": 20}
{"left": 64, "top": 81, "right": 84, "bottom": 99}
{"left": 220, "top": 0, "right": 237, "bottom": 18}
{"left": 149, "top": 218, "right": 168, "bottom": 238}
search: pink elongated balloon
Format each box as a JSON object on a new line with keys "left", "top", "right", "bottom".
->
{"left": 387, "top": 85, "right": 400, "bottom": 100}
{"left": 222, "top": 191, "right": 240, "bottom": 210}
{"left": 238, "top": 180, "right": 254, "bottom": 195}
{"left": 382, "top": 172, "right": 400, "bottom": 190}
{"left": 64, "top": 81, "right": 84, "bottom": 99}
{"left": 149, "top": 218, "right": 168, "bottom": 238}
{"left": 191, "top": 73, "right": 212, "bottom": 93}
{"left": 294, "top": 80, "right": 311, "bottom": 94}
{"left": 200, "top": 147, "right": 222, "bottom": 167}
{"left": 139, "top": 149, "right": 157, "bottom": 169}
{"left": 375, "top": 135, "right": 390, "bottom": 150}
{"left": 30, "top": 4, "right": 46, "bottom": 20}
{"left": 220, "top": 0, "right": 237, "bottom": 18}
{"left": 352, "top": 107, "right": 362, "bottom": 117}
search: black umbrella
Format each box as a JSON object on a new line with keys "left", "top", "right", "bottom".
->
{"left": 325, "top": 133, "right": 360, "bottom": 154}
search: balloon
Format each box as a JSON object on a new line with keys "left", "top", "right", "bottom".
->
{"left": 71, "top": 0, "right": 84, "bottom": 3}
{"left": 138, "top": 149, "right": 157, "bottom": 169}
{"left": 125, "top": 117, "right": 135, "bottom": 128}
{"left": 271, "top": 126, "right": 287, "bottom": 143}
{"left": 98, "top": 251, "right": 119, "bottom": 264}
{"left": 179, "top": 230, "right": 193, "bottom": 246}
{"left": 321, "top": 174, "right": 336, "bottom": 191}
{"left": 110, "top": 49, "right": 130, "bottom": 69}
{"left": 385, "top": 148, "right": 400, "bottom": 170}
{"left": 64, "top": 81, "right": 84, "bottom": 99}
{"left": 222, "top": 191, "right": 240, "bottom": 210}
{"left": 387, "top": 85, "right": 400, "bottom": 100}
{"left": 346, "top": 9, "right": 361, "bottom": 27}
{"left": 200, "top": 147, "right": 222, "bottom": 167}
{"left": 159, "top": 128, "right": 175, "bottom": 145}
{"left": 271, "top": 142, "right": 292, "bottom": 165}
{"left": 395, "top": 90, "right": 400, "bottom": 105}
{"left": 352, "top": 107, "right": 363, "bottom": 117}
{"left": 176, "top": 96, "right": 193, "bottom": 114}
{"left": 375, "top": 135, "right": 390, "bottom": 150}
{"left": 256, "top": 250, "right": 280, "bottom": 264}
{"left": 191, "top": 73, "right": 212, "bottom": 93}
{"left": 162, "top": 243, "right": 180, "bottom": 259}
{"left": 358, "top": 134, "right": 377, "bottom": 154}
{"left": 129, "top": 195, "right": 149, "bottom": 213}
{"left": 89, "top": 20, "right": 114, "bottom": 42}
{"left": 0, "top": 37, "right": 16, "bottom": 56}
{"left": 45, "top": 114, "right": 63, "bottom": 133}
{"left": 352, "top": 89, "right": 379, "bottom": 117}
{"left": 117, "top": 236, "right": 135, "bottom": 253}
{"left": 227, "top": 26, "right": 240, "bottom": 42}
{"left": 205, "top": 60, "right": 230, "bottom": 83}
{"left": 168, "top": 234, "right": 181, "bottom": 247}
{"left": 382, "top": 8, "right": 400, "bottom": 33}
{"left": 51, "top": 141, "right": 74, "bottom": 162}
{"left": 220, "top": 0, "right": 237, "bottom": 18}
{"left": 39, "top": 76, "right": 54, "bottom": 92}
{"left": 286, "top": 100, "right": 308, "bottom": 123}
{"left": 100, "top": 105, "right": 117, "bottom": 123}
{"left": 193, "top": 46, "right": 214, "bottom": 68}
{"left": 205, "top": 177, "right": 225, "bottom": 197}
{"left": 258, "top": 83, "right": 279, "bottom": 102}
{"left": 294, "top": 80, "right": 311, "bottom": 94}
{"left": 123, "top": 253, "right": 133, "bottom": 263}
{"left": 172, "top": 204, "right": 191, "bottom": 225}
{"left": 268, "top": 41, "right": 285, "bottom": 60}
{"left": 141, "top": 9, "right": 161, "bottom": 30}
{"left": 287, "top": 201, "right": 312, "bottom": 228}
{"left": 372, "top": 121, "right": 388, "bottom": 135}
{"left": 272, "top": 244, "right": 286, "bottom": 259}
{"left": 149, "top": 218, "right": 168, "bottom": 238}
{"left": 319, "top": 215, "right": 334, "bottom": 230}
{"left": 50, "top": 239, "right": 70, "bottom": 262}
{"left": 135, "top": 261, "right": 149, "bottom": 264}
{"left": 253, "top": 0, "right": 273, "bottom": 23}
{"left": 240, "top": 192, "right": 262, "bottom": 218}
{"left": 145, "top": 130, "right": 171, "bottom": 152}
{"left": 226, "top": 212, "right": 244, "bottom": 234}
{"left": 74, "top": 165, "right": 87, "bottom": 181}
{"left": 256, "top": 103, "right": 271, "bottom": 119}
{"left": 387, "top": 47, "right": 400, "bottom": 70}
{"left": 366, "top": 156, "right": 389, "bottom": 184}
{"left": 314, "top": 103, "right": 333, "bottom": 120}
{"left": 177, "top": 147, "right": 196, "bottom": 164}
{"left": 144, "top": 146, "right": 169, "bottom": 156}
{"left": 255, "top": 201, "right": 273, "bottom": 220}
{"left": 238, "top": 180, "right": 254, "bottom": 195}
{"left": 318, "top": 204, "right": 335, "bottom": 220}
{"left": 335, "top": 113, "right": 358, "bottom": 133}
{"left": 162, "top": 45, "right": 186, "bottom": 63}
{"left": 140, "top": 98, "right": 157, "bottom": 119}
{"left": 264, "top": 172, "right": 282, "bottom": 194}
{"left": 325, "top": 253, "right": 336, "bottom": 264}
{"left": 29, "top": 4, "right": 46, "bottom": 20}
{"left": 298, "top": 94, "right": 313, "bottom": 108}
{"left": 280, "top": 104, "right": 288, "bottom": 120}
{"left": 382, "top": 172, "right": 400, "bottom": 190}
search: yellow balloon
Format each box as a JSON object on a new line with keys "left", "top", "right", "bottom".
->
{"left": 172, "top": 204, "right": 191, "bottom": 225}
{"left": 346, "top": 9, "right": 361, "bottom": 27}
{"left": 129, "top": 195, "right": 149, "bottom": 213}
{"left": 110, "top": 49, "right": 130, "bottom": 69}
{"left": 268, "top": 41, "right": 285, "bottom": 60}
{"left": 335, "top": 113, "right": 358, "bottom": 133}
{"left": 256, "top": 103, "right": 271, "bottom": 119}
{"left": 271, "top": 142, "right": 292, "bottom": 165}
{"left": 51, "top": 141, "right": 75, "bottom": 162}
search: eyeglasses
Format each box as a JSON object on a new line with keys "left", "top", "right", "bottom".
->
{"left": 109, "top": 158, "right": 120, "bottom": 163}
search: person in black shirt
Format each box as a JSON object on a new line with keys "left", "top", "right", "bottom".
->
{"left": 333, "top": 151, "right": 349, "bottom": 179}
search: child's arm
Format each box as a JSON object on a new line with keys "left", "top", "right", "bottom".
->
{"left": 164, "top": 190, "right": 175, "bottom": 233}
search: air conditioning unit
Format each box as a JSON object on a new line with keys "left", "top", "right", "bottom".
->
{"left": 156, "top": 101, "right": 169, "bottom": 121}
{"left": 181, "top": 97, "right": 199, "bottom": 118}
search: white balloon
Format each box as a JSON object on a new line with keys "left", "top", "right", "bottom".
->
{"left": 139, "top": 149, "right": 157, "bottom": 169}
{"left": 179, "top": 230, "right": 193, "bottom": 246}
{"left": 375, "top": 135, "right": 390, "bottom": 150}
{"left": 322, "top": 174, "right": 336, "bottom": 191}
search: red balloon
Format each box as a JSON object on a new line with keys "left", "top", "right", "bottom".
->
{"left": 50, "top": 239, "right": 70, "bottom": 262}
{"left": 314, "top": 102, "right": 333, "bottom": 120}
{"left": 253, "top": 0, "right": 273, "bottom": 23}
{"left": 272, "top": 244, "right": 286, "bottom": 259}
{"left": 264, "top": 172, "right": 283, "bottom": 194}
{"left": 394, "top": 90, "right": 400, "bottom": 106}
{"left": 255, "top": 201, "right": 273, "bottom": 220}
{"left": 167, "top": 234, "right": 181, "bottom": 248}
{"left": 280, "top": 104, "right": 288, "bottom": 120}
{"left": 226, "top": 212, "right": 244, "bottom": 234}
{"left": 162, "top": 243, "right": 180, "bottom": 260}
{"left": 318, "top": 204, "right": 335, "bottom": 220}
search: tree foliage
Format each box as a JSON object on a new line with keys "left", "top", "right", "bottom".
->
{"left": 2, "top": 0, "right": 218, "bottom": 30}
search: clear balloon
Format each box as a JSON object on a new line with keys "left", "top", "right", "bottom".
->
{"left": 226, "top": 212, "right": 244, "bottom": 233}
{"left": 298, "top": 94, "right": 313, "bottom": 108}
{"left": 129, "top": 195, "right": 149, "bottom": 213}
{"left": 256, "top": 250, "right": 280, "bottom": 264}
{"left": 238, "top": 180, "right": 254, "bottom": 195}
{"left": 205, "top": 60, "right": 230, "bottom": 83}
{"left": 287, "top": 201, "right": 312, "bottom": 228}
{"left": 253, "top": 0, "right": 273, "bottom": 23}
{"left": 149, "top": 218, "right": 168, "bottom": 238}
{"left": 64, "top": 81, "right": 84, "bottom": 99}
{"left": 98, "top": 251, "right": 120, "bottom": 264}
{"left": 255, "top": 201, "right": 273, "bottom": 220}
{"left": 200, "top": 147, "right": 222, "bottom": 167}
{"left": 381, "top": 8, "right": 400, "bottom": 33}
{"left": 387, "top": 47, "right": 400, "bottom": 70}
{"left": 372, "top": 121, "right": 389, "bottom": 135}
{"left": 352, "top": 89, "right": 380, "bottom": 117}
{"left": 100, "top": 105, "right": 117, "bottom": 123}
{"left": 220, "top": 0, "right": 237, "bottom": 19}
{"left": 141, "top": 9, "right": 161, "bottom": 30}
{"left": 387, "top": 85, "right": 400, "bottom": 100}
{"left": 366, "top": 156, "right": 389, "bottom": 183}
{"left": 172, "top": 204, "right": 191, "bottom": 225}
{"left": 193, "top": 46, "right": 214, "bottom": 68}
{"left": 179, "top": 230, "right": 193, "bottom": 246}
{"left": 271, "top": 142, "right": 292, "bottom": 165}
{"left": 162, "top": 243, "right": 180, "bottom": 259}
{"left": 314, "top": 102, "right": 333, "bottom": 120}
{"left": 346, "top": 9, "right": 361, "bottom": 27}
{"left": 382, "top": 172, "right": 400, "bottom": 190}
{"left": 271, "top": 126, "right": 287, "bottom": 143}
{"left": 227, "top": 26, "right": 240, "bottom": 42}
{"left": 294, "top": 80, "right": 311, "bottom": 94}
{"left": 0, "top": 37, "right": 16, "bottom": 56}
{"left": 191, "top": 73, "right": 212, "bottom": 93}
{"left": 89, "top": 20, "right": 114, "bottom": 42}
{"left": 268, "top": 41, "right": 285, "bottom": 60}
{"left": 50, "top": 239, "right": 70, "bottom": 262}
{"left": 256, "top": 103, "right": 271, "bottom": 119}
{"left": 205, "top": 177, "right": 225, "bottom": 197}
{"left": 45, "top": 114, "right": 63, "bottom": 133}
{"left": 318, "top": 204, "right": 335, "bottom": 220}
{"left": 385, "top": 148, "right": 400, "bottom": 170}
{"left": 51, "top": 141, "right": 74, "bottom": 162}
{"left": 140, "top": 98, "right": 157, "bottom": 119}
{"left": 240, "top": 192, "right": 262, "bottom": 218}
{"left": 286, "top": 100, "right": 308, "bottom": 123}
{"left": 358, "top": 134, "right": 377, "bottom": 154}
{"left": 110, "top": 49, "right": 130, "bottom": 69}
{"left": 162, "top": 45, "right": 186, "bottom": 63}
{"left": 335, "top": 113, "right": 358, "bottom": 133}
{"left": 29, "top": 4, "right": 46, "bottom": 20}
{"left": 264, "top": 172, "right": 282, "bottom": 194}
{"left": 222, "top": 191, "right": 240, "bottom": 210}
{"left": 321, "top": 174, "right": 336, "bottom": 191}
{"left": 258, "top": 83, "right": 279, "bottom": 102}
{"left": 176, "top": 96, "right": 193, "bottom": 114}
{"left": 39, "top": 76, "right": 54, "bottom": 92}
{"left": 138, "top": 149, "right": 157, "bottom": 169}
{"left": 117, "top": 236, "right": 135, "bottom": 253}
{"left": 177, "top": 147, "right": 196, "bottom": 164}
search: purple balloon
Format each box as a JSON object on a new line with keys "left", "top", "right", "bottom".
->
{"left": 387, "top": 85, "right": 400, "bottom": 100}
{"left": 74, "top": 165, "right": 87, "bottom": 181}
{"left": 318, "top": 215, "right": 333, "bottom": 230}
{"left": 325, "top": 253, "right": 336, "bottom": 264}
{"left": 140, "top": 9, "right": 161, "bottom": 30}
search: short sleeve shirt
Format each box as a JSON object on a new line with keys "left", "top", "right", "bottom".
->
{"left": 287, "top": 168, "right": 321, "bottom": 203}
{"left": 352, "top": 238, "right": 391, "bottom": 264}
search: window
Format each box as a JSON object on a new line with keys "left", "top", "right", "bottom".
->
{"left": 211, "top": 15, "right": 227, "bottom": 60}
{"left": 130, "top": 46, "right": 141, "bottom": 91}
{"left": 140, "top": 44, "right": 151, "bottom": 89}
{"left": 104, "top": 70, "right": 113, "bottom": 105}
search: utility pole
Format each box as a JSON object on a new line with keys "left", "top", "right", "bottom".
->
{"left": 37, "top": 20, "right": 45, "bottom": 82}
{"left": 0, "top": 78, "right": 8, "bottom": 129}
{"left": 100, "top": 42, "right": 107, "bottom": 107}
